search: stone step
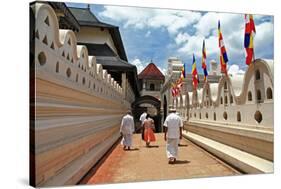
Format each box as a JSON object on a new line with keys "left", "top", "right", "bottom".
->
{"left": 183, "top": 131, "right": 273, "bottom": 174}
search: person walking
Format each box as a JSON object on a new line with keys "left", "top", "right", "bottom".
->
{"left": 143, "top": 114, "right": 156, "bottom": 147}
{"left": 163, "top": 107, "right": 183, "bottom": 164}
{"left": 120, "top": 110, "right": 135, "bottom": 150}
{"left": 139, "top": 111, "right": 147, "bottom": 140}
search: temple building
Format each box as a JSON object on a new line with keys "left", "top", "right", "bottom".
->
{"left": 138, "top": 61, "right": 165, "bottom": 99}
{"left": 68, "top": 5, "right": 140, "bottom": 103}
{"left": 30, "top": 2, "right": 274, "bottom": 187}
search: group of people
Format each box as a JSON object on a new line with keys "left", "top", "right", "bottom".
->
{"left": 119, "top": 107, "right": 183, "bottom": 164}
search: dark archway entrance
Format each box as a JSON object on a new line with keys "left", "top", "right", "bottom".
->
{"left": 132, "top": 95, "right": 161, "bottom": 133}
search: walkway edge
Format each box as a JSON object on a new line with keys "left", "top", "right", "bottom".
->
{"left": 183, "top": 131, "right": 273, "bottom": 174}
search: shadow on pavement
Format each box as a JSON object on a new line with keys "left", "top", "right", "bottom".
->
{"left": 173, "top": 160, "right": 190, "bottom": 164}
{"left": 147, "top": 145, "right": 159, "bottom": 148}
{"left": 127, "top": 148, "right": 139, "bottom": 151}
{"left": 178, "top": 143, "right": 188, "bottom": 147}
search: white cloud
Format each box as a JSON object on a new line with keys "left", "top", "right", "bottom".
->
{"left": 99, "top": 6, "right": 201, "bottom": 35}
{"left": 194, "top": 12, "right": 244, "bottom": 37}
{"left": 175, "top": 32, "right": 190, "bottom": 45}
{"left": 228, "top": 64, "right": 245, "bottom": 75}
{"left": 176, "top": 13, "right": 273, "bottom": 65}
{"left": 177, "top": 34, "right": 219, "bottom": 57}
{"left": 131, "top": 58, "right": 147, "bottom": 74}
{"left": 254, "top": 22, "right": 274, "bottom": 57}
{"left": 159, "top": 67, "right": 167, "bottom": 75}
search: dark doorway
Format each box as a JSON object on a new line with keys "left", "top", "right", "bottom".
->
{"left": 132, "top": 95, "right": 161, "bottom": 133}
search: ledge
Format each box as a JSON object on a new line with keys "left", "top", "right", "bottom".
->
{"left": 183, "top": 131, "right": 273, "bottom": 174}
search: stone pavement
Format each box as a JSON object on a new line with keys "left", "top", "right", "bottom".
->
{"left": 79, "top": 133, "right": 241, "bottom": 185}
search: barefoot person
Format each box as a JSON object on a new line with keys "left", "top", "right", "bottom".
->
{"left": 143, "top": 114, "right": 156, "bottom": 147}
{"left": 120, "top": 110, "right": 135, "bottom": 150}
{"left": 139, "top": 111, "right": 147, "bottom": 140}
{"left": 163, "top": 107, "right": 183, "bottom": 164}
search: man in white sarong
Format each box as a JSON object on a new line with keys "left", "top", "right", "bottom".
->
{"left": 163, "top": 107, "right": 183, "bottom": 164}
{"left": 139, "top": 111, "right": 147, "bottom": 140}
{"left": 120, "top": 110, "right": 135, "bottom": 150}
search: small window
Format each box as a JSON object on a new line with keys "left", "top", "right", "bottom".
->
{"left": 230, "top": 95, "right": 233, "bottom": 104}
{"left": 194, "top": 113, "right": 196, "bottom": 118}
{"left": 199, "top": 113, "right": 201, "bottom": 119}
{"left": 82, "top": 77, "right": 85, "bottom": 85}
{"left": 224, "top": 82, "right": 227, "bottom": 90}
{"left": 266, "top": 88, "right": 273, "bottom": 99}
{"left": 254, "top": 111, "right": 262, "bottom": 123}
{"left": 220, "top": 97, "right": 223, "bottom": 104}
{"left": 237, "top": 111, "right": 241, "bottom": 122}
{"left": 224, "top": 96, "right": 228, "bottom": 104}
{"left": 66, "top": 68, "right": 71, "bottom": 78}
{"left": 214, "top": 112, "right": 216, "bottom": 121}
{"left": 38, "top": 51, "right": 46, "bottom": 66}
{"left": 257, "top": 89, "right": 262, "bottom": 102}
{"left": 223, "top": 112, "right": 227, "bottom": 120}
{"left": 76, "top": 74, "right": 78, "bottom": 82}
{"left": 150, "top": 83, "right": 155, "bottom": 91}
{"left": 205, "top": 113, "right": 208, "bottom": 119}
{"left": 255, "top": 70, "right": 261, "bottom": 80}
{"left": 248, "top": 91, "right": 252, "bottom": 101}
{"left": 56, "top": 62, "right": 59, "bottom": 73}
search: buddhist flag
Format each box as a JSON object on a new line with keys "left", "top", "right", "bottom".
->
{"left": 192, "top": 54, "right": 199, "bottom": 89}
{"left": 201, "top": 40, "right": 208, "bottom": 82}
{"left": 171, "top": 82, "right": 180, "bottom": 97}
{"left": 244, "top": 14, "right": 256, "bottom": 65}
{"left": 218, "top": 20, "right": 228, "bottom": 74}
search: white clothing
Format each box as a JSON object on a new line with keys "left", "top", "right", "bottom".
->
{"left": 163, "top": 112, "right": 183, "bottom": 139}
{"left": 121, "top": 134, "right": 133, "bottom": 147}
{"left": 139, "top": 112, "right": 147, "bottom": 126}
{"left": 166, "top": 138, "right": 179, "bottom": 158}
{"left": 120, "top": 114, "right": 135, "bottom": 135}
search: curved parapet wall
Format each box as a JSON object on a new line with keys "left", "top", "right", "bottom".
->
{"left": 31, "top": 3, "right": 128, "bottom": 187}
{"left": 180, "top": 59, "right": 273, "bottom": 162}
{"left": 187, "top": 59, "right": 273, "bottom": 127}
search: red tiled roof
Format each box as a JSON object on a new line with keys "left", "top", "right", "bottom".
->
{"left": 138, "top": 63, "right": 165, "bottom": 80}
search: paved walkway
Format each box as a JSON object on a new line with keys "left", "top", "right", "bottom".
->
{"left": 80, "top": 133, "right": 240, "bottom": 185}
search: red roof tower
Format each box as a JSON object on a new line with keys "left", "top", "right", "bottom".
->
{"left": 138, "top": 62, "right": 165, "bottom": 80}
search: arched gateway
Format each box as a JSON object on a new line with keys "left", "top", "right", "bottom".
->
{"left": 132, "top": 95, "right": 162, "bottom": 132}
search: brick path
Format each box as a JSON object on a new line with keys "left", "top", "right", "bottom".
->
{"left": 80, "top": 133, "right": 240, "bottom": 185}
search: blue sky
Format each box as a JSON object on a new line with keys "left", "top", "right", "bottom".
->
{"left": 66, "top": 2, "right": 273, "bottom": 75}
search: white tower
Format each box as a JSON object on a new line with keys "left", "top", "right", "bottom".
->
{"left": 210, "top": 60, "right": 218, "bottom": 76}
{"left": 167, "top": 57, "right": 183, "bottom": 79}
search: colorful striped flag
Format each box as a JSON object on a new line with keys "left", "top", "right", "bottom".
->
{"left": 244, "top": 14, "right": 256, "bottom": 65}
{"left": 218, "top": 20, "right": 228, "bottom": 74}
{"left": 192, "top": 54, "right": 199, "bottom": 89}
{"left": 201, "top": 40, "right": 208, "bottom": 82}
{"left": 171, "top": 82, "right": 180, "bottom": 97}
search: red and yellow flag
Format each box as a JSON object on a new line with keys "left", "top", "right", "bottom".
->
{"left": 192, "top": 54, "right": 199, "bottom": 89}
{"left": 244, "top": 14, "right": 256, "bottom": 65}
{"left": 218, "top": 20, "right": 228, "bottom": 74}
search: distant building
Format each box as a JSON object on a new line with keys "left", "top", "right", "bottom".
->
{"left": 68, "top": 5, "right": 140, "bottom": 103}
{"left": 138, "top": 61, "right": 165, "bottom": 100}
